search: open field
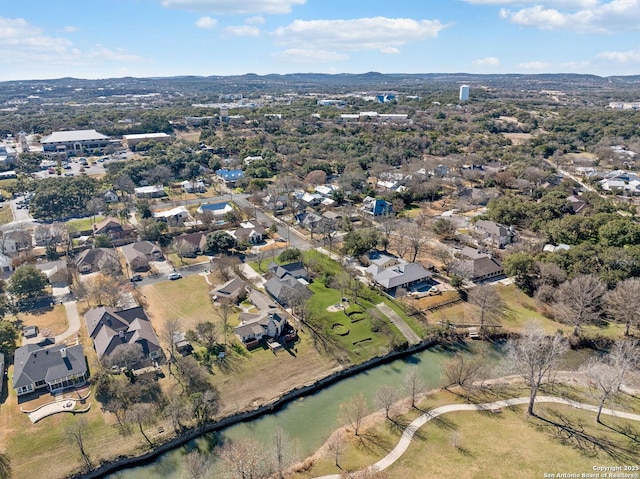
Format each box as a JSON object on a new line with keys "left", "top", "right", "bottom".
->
{"left": 294, "top": 385, "right": 640, "bottom": 479}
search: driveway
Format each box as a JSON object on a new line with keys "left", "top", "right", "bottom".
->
{"left": 150, "top": 260, "right": 174, "bottom": 275}
{"left": 239, "top": 263, "right": 266, "bottom": 288}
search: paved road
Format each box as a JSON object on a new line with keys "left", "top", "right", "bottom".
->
{"left": 376, "top": 302, "right": 421, "bottom": 345}
{"left": 314, "top": 395, "right": 640, "bottom": 479}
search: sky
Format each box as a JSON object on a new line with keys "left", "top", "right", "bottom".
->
{"left": 2, "top": 0, "right": 640, "bottom": 81}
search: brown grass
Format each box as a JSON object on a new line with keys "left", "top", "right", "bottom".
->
{"left": 15, "top": 304, "right": 69, "bottom": 337}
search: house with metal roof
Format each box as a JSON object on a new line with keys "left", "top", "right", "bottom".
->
{"left": 216, "top": 169, "right": 245, "bottom": 186}
{"left": 13, "top": 344, "right": 88, "bottom": 396}
{"left": 84, "top": 306, "right": 163, "bottom": 362}
{"left": 196, "top": 202, "right": 234, "bottom": 216}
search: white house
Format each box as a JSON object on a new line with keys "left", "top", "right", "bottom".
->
{"left": 134, "top": 185, "right": 166, "bottom": 198}
{"left": 153, "top": 206, "right": 190, "bottom": 224}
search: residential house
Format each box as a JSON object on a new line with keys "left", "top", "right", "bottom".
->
{"left": 243, "top": 155, "right": 263, "bottom": 165}
{"left": 234, "top": 310, "right": 288, "bottom": 349}
{"left": 1, "top": 229, "right": 32, "bottom": 255}
{"left": 0, "top": 144, "right": 17, "bottom": 167}
{"left": 197, "top": 202, "right": 234, "bottom": 217}
{"left": 152, "top": 206, "right": 190, "bottom": 225}
{"left": 121, "top": 241, "right": 163, "bottom": 272}
{"left": 264, "top": 261, "right": 311, "bottom": 306}
{"left": 314, "top": 184, "right": 339, "bottom": 197}
{"left": 299, "top": 192, "right": 323, "bottom": 207}
{"left": 181, "top": 179, "right": 206, "bottom": 193}
{"left": 451, "top": 247, "right": 504, "bottom": 283}
{"left": 34, "top": 260, "right": 69, "bottom": 286}
{"left": 295, "top": 212, "right": 323, "bottom": 234}
{"left": 85, "top": 306, "right": 163, "bottom": 362}
{"left": 34, "top": 223, "right": 66, "bottom": 247}
{"left": 216, "top": 169, "right": 245, "bottom": 186}
{"left": 0, "top": 253, "right": 13, "bottom": 275}
{"left": 262, "top": 194, "right": 289, "bottom": 211}
{"left": 367, "top": 251, "right": 402, "bottom": 269}
{"left": 367, "top": 262, "right": 433, "bottom": 294}
{"left": 474, "top": 220, "right": 517, "bottom": 249}
{"left": 103, "top": 189, "right": 119, "bottom": 203}
{"left": 75, "top": 247, "right": 121, "bottom": 274}
{"left": 92, "top": 217, "right": 134, "bottom": 241}
{"left": 173, "top": 232, "right": 207, "bottom": 257}
{"left": 13, "top": 344, "right": 88, "bottom": 396}
{"left": 210, "top": 277, "right": 247, "bottom": 302}
{"left": 229, "top": 221, "right": 266, "bottom": 244}
{"left": 134, "top": 185, "right": 166, "bottom": 199}
{"left": 567, "top": 195, "right": 589, "bottom": 214}
{"left": 361, "top": 196, "right": 393, "bottom": 216}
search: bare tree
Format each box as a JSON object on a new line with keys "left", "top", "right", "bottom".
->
{"left": 104, "top": 343, "right": 146, "bottom": 373}
{"left": 505, "top": 322, "right": 569, "bottom": 416}
{"left": 65, "top": 417, "right": 93, "bottom": 471}
{"left": 326, "top": 432, "right": 344, "bottom": 468}
{"left": 85, "top": 273, "right": 122, "bottom": 307}
{"left": 163, "top": 318, "right": 181, "bottom": 375}
{"left": 210, "top": 254, "right": 239, "bottom": 282}
{"left": 189, "top": 388, "right": 221, "bottom": 428}
{"left": 431, "top": 244, "right": 455, "bottom": 274}
{"left": 217, "top": 437, "right": 272, "bottom": 479}
{"left": 584, "top": 340, "right": 639, "bottom": 423}
{"left": 404, "top": 224, "right": 429, "bottom": 262}
{"left": 126, "top": 402, "right": 157, "bottom": 446}
{"left": 183, "top": 450, "right": 211, "bottom": 479}
{"left": 441, "top": 349, "right": 487, "bottom": 390}
{"left": 555, "top": 274, "right": 605, "bottom": 336}
{"left": 402, "top": 369, "right": 425, "bottom": 409}
{"left": 374, "top": 386, "right": 398, "bottom": 420}
{"left": 468, "top": 285, "right": 505, "bottom": 334}
{"left": 604, "top": 278, "right": 640, "bottom": 336}
{"left": 341, "top": 393, "right": 368, "bottom": 437}
{"left": 270, "top": 425, "right": 296, "bottom": 479}
{"left": 215, "top": 299, "right": 233, "bottom": 346}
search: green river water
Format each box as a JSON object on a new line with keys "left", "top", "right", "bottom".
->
{"left": 108, "top": 342, "right": 504, "bottom": 478}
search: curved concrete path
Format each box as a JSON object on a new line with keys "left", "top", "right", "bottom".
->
{"left": 314, "top": 396, "right": 640, "bottom": 479}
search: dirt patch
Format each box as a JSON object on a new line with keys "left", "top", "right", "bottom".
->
{"left": 503, "top": 132, "right": 533, "bottom": 145}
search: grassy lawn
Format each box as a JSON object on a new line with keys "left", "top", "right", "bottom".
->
{"left": 0, "top": 203, "right": 13, "bottom": 225}
{"left": 166, "top": 252, "right": 210, "bottom": 267}
{"left": 295, "top": 387, "right": 640, "bottom": 479}
{"left": 15, "top": 304, "right": 68, "bottom": 337}
{"left": 66, "top": 216, "right": 104, "bottom": 234}
{"left": 140, "top": 274, "right": 214, "bottom": 336}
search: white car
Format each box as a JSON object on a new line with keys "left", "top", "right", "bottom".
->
{"left": 167, "top": 272, "right": 182, "bottom": 280}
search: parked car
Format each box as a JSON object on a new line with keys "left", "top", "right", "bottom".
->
{"left": 130, "top": 274, "right": 143, "bottom": 282}
{"left": 167, "top": 272, "right": 182, "bottom": 280}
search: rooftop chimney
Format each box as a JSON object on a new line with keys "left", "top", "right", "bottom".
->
{"left": 60, "top": 348, "right": 67, "bottom": 358}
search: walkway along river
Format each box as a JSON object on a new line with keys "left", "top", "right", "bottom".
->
{"left": 97, "top": 340, "right": 503, "bottom": 479}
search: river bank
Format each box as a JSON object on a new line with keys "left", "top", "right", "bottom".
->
{"left": 68, "top": 338, "right": 440, "bottom": 479}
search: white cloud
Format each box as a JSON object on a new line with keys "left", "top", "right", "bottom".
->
{"left": 492, "top": 1, "right": 640, "bottom": 33}
{"left": 63, "top": 26, "right": 80, "bottom": 33}
{"left": 380, "top": 47, "right": 401, "bottom": 54}
{"left": 518, "top": 60, "right": 552, "bottom": 69}
{"left": 472, "top": 56, "right": 500, "bottom": 66}
{"left": 0, "top": 16, "right": 143, "bottom": 78}
{"left": 596, "top": 48, "right": 640, "bottom": 62}
{"left": 245, "top": 16, "right": 266, "bottom": 25}
{"left": 465, "top": 0, "right": 597, "bottom": 7}
{"left": 160, "top": 0, "right": 305, "bottom": 15}
{"left": 224, "top": 25, "right": 260, "bottom": 36}
{"left": 195, "top": 16, "right": 217, "bottom": 29}
{"left": 272, "top": 48, "right": 349, "bottom": 63}
{"left": 272, "top": 17, "right": 449, "bottom": 51}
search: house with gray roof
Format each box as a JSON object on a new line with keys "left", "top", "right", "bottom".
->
{"left": 368, "top": 262, "right": 433, "bottom": 293}
{"left": 85, "top": 306, "right": 163, "bottom": 362}
{"left": 474, "top": 220, "right": 517, "bottom": 249}
{"left": 210, "top": 277, "right": 247, "bottom": 302}
{"left": 121, "top": 241, "right": 163, "bottom": 272}
{"left": 264, "top": 275, "right": 311, "bottom": 307}
{"left": 75, "top": 247, "right": 121, "bottom": 274}
{"left": 13, "top": 344, "right": 88, "bottom": 396}
{"left": 451, "top": 247, "right": 504, "bottom": 283}
{"left": 234, "top": 311, "right": 288, "bottom": 349}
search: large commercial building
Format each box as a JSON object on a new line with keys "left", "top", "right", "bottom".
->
{"left": 40, "top": 129, "right": 111, "bottom": 157}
